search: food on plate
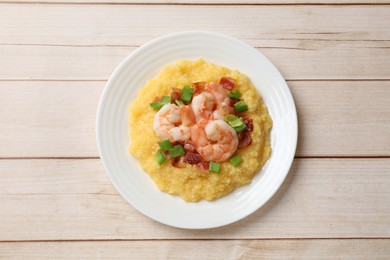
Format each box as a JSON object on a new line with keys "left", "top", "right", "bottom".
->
{"left": 129, "top": 59, "right": 272, "bottom": 202}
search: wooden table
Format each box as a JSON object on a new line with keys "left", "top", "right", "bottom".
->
{"left": 1, "top": 0, "right": 389, "bottom": 258}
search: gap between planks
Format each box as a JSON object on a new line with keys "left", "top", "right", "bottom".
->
{"left": 1, "top": 237, "right": 390, "bottom": 243}
{"left": 1, "top": 2, "right": 390, "bottom": 6}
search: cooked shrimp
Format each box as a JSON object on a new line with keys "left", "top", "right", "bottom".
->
{"left": 191, "top": 92, "right": 216, "bottom": 123}
{"left": 191, "top": 119, "right": 238, "bottom": 162}
{"left": 205, "top": 81, "right": 227, "bottom": 104}
{"left": 204, "top": 81, "right": 234, "bottom": 120}
{"left": 153, "top": 104, "right": 196, "bottom": 142}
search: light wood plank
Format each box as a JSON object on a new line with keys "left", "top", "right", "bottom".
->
{"left": 0, "top": 5, "right": 389, "bottom": 80}
{"left": 0, "top": 81, "right": 102, "bottom": 157}
{"left": 0, "top": 158, "right": 389, "bottom": 240}
{"left": 1, "top": 239, "right": 390, "bottom": 259}
{"left": 1, "top": 81, "right": 389, "bottom": 157}
{"left": 3, "top": 0, "right": 390, "bottom": 4}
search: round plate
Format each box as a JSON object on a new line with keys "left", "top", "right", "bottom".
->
{"left": 96, "top": 31, "right": 297, "bottom": 229}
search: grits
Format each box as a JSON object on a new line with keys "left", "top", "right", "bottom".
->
{"left": 129, "top": 59, "right": 272, "bottom": 202}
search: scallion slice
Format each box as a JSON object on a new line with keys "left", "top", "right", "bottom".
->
{"left": 227, "top": 89, "right": 242, "bottom": 100}
{"left": 224, "top": 114, "right": 237, "bottom": 122}
{"left": 230, "top": 155, "right": 242, "bottom": 167}
{"left": 234, "top": 101, "right": 248, "bottom": 113}
{"left": 155, "top": 150, "right": 167, "bottom": 165}
{"left": 158, "top": 139, "right": 173, "bottom": 151}
{"left": 150, "top": 102, "right": 164, "bottom": 111}
{"left": 169, "top": 144, "right": 185, "bottom": 158}
{"left": 181, "top": 86, "right": 194, "bottom": 102}
{"left": 226, "top": 116, "right": 247, "bottom": 133}
{"left": 175, "top": 99, "right": 184, "bottom": 106}
{"left": 209, "top": 161, "right": 220, "bottom": 173}
{"left": 161, "top": 96, "right": 172, "bottom": 105}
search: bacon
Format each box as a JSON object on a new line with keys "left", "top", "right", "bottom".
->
{"left": 227, "top": 97, "right": 237, "bottom": 107}
{"left": 170, "top": 88, "right": 182, "bottom": 104}
{"left": 219, "top": 76, "right": 235, "bottom": 90}
{"left": 183, "top": 141, "right": 195, "bottom": 153}
{"left": 172, "top": 156, "right": 186, "bottom": 168}
{"left": 183, "top": 152, "right": 202, "bottom": 165}
{"left": 153, "top": 96, "right": 162, "bottom": 102}
{"left": 238, "top": 132, "right": 252, "bottom": 149}
{"left": 192, "top": 81, "right": 206, "bottom": 95}
{"left": 242, "top": 115, "right": 254, "bottom": 132}
{"left": 196, "top": 161, "right": 210, "bottom": 171}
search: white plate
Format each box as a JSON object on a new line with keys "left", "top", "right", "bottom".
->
{"left": 96, "top": 31, "right": 297, "bottom": 229}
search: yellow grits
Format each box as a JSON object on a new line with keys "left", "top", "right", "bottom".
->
{"left": 129, "top": 59, "right": 272, "bottom": 202}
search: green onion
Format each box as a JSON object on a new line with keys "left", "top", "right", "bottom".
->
{"left": 158, "top": 139, "right": 173, "bottom": 151}
{"left": 161, "top": 96, "right": 172, "bottom": 105}
{"left": 150, "top": 102, "right": 164, "bottom": 111}
{"left": 227, "top": 89, "right": 242, "bottom": 100}
{"left": 175, "top": 99, "right": 184, "bottom": 106}
{"left": 234, "top": 101, "right": 248, "bottom": 113}
{"left": 155, "top": 150, "right": 167, "bottom": 165}
{"left": 181, "top": 86, "right": 194, "bottom": 102}
{"left": 230, "top": 155, "right": 243, "bottom": 167}
{"left": 224, "top": 114, "right": 247, "bottom": 133}
{"left": 169, "top": 144, "right": 186, "bottom": 158}
{"left": 224, "top": 114, "right": 237, "bottom": 122}
{"left": 150, "top": 96, "right": 171, "bottom": 111}
{"left": 209, "top": 162, "right": 220, "bottom": 173}
{"left": 229, "top": 118, "right": 245, "bottom": 128}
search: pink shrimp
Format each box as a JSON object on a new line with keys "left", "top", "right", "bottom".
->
{"left": 191, "top": 119, "right": 238, "bottom": 162}
{"left": 192, "top": 81, "right": 235, "bottom": 122}
{"left": 153, "top": 104, "right": 196, "bottom": 142}
{"left": 206, "top": 81, "right": 234, "bottom": 120}
{"left": 191, "top": 92, "right": 216, "bottom": 123}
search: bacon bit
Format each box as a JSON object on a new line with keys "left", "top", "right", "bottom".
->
{"left": 183, "top": 152, "right": 202, "bottom": 165}
{"left": 153, "top": 96, "right": 162, "bottom": 102}
{"left": 227, "top": 97, "right": 238, "bottom": 107}
{"left": 219, "top": 76, "right": 235, "bottom": 90}
{"left": 172, "top": 156, "right": 187, "bottom": 168}
{"left": 238, "top": 132, "right": 252, "bottom": 149}
{"left": 183, "top": 141, "right": 195, "bottom": 153}
{"left": 170, "top": 88, "right": 182, "bottom": 104}
{"left": 193, "top": 82, "right": 206, "bottom": 95}
{"left": 196, "top": 161, "right": 210, "bottom": 171}
{"left": 242, "top": 115, "right": 254, "bottom": 132}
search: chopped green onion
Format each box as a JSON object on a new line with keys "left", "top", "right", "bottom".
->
{"left": 175, "top": 99, "right": 184, "bottom": 106}
{"left": 229, "top": 118, "right": 245, "bottom": 128}
{"left": 224, "top": 114, "right": 237, "bottom": 122}
{"left": 230, "top": 155, "right": 243, "bottom": 167}
{"left": 169, "top": 144, "right": 185, "bottom": 158}
{"left": 209, "top": 162, "right": 220, "bottom": 173}
{"left": 161, "top": 96, "right": 172, "bottom": 105}
{"left": 155, "top": 150, "right": 167, "bottom": 165}
{"left": 225, "top": 115, "right": 246, "bottom": 133}
{"left": 181, "top": 86, "right": 194, "bottom": 102}
{"left": 227, "top": 89, "right": 242, "bottom": 100}
{"left": 234, "top": 101, "right": 248, "bottom": 113}
{"left": 158, "top": 139, "right": 173, "bottom": 151}
{"left": 150, "top": 102, "right": 164, "bottom": 111}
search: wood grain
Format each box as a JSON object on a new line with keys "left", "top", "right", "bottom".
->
{"left": 0, "top": 5, "right": 389, "bottom": 80}
{"left": 1, "top": 239, "right": 390, "bottom": 259}
{"left": 3, "top": 0, "right": 390, "bottom": 4}
{"left": 1, "top": 81, "right": 389, "bottom": 158}
{"left": 0, "top": 158, "right": 389, "bottom": 240}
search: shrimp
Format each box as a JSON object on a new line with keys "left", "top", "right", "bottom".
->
{"left": 191, "top": 119, "right": 238, "bottom": 162}
{"left": 153, "top": 104, "right": 196, "bottom": 142}
{"left": 205, "top": 81, "right": 227, "bottom": 104}
{"left": 205, "top": 81, "right": 234, "bottom": 120}
{"left": 191, "top": 92, "right": 216, "bottom": 123}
